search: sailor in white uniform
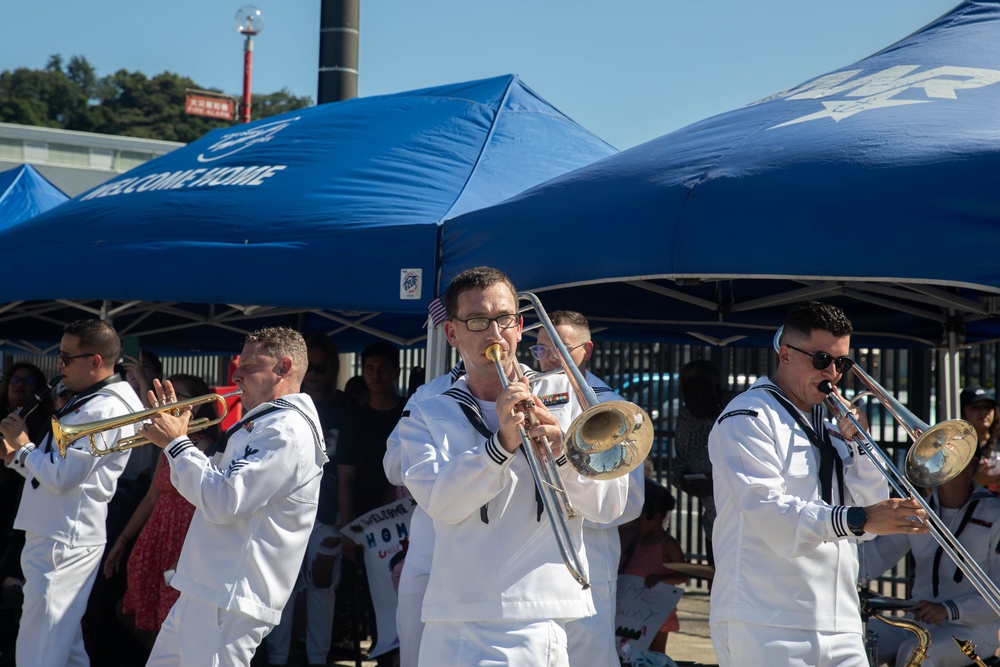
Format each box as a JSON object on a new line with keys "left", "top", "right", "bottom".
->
{"left": 397, "top": 267, "right": 627, "bottom": 667}
{"left": 708, "top": 302, "right": 929, "bottom": 667}
{"left": 532, "top": 312, "right": 645, "bottom": 667}
{"left": 137, "top": 327, "right": 325, "bottom": 667}
{"left": 1, "top": 319, "right": 143, "bottom": 667}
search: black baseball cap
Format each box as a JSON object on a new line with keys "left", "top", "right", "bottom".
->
{"left": 961, "top": 386, "right": 998, "bottom": 410}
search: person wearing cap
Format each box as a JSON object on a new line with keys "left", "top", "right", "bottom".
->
{"left": 864, "top": 446, "right": 1000, "bottom": 666}
{"left": 963, "top": 386, "right": 1000, "bottom": 495}
{"left": 962, "top": 386, "right": 999, "bottom": 451}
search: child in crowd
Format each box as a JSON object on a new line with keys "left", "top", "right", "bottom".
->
{"left": 620, "top": 479, "right": 689, "bottom": 653}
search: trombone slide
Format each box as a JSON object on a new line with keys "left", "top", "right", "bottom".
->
{"left": 486, "top": 343, "right": 590, "bottom": 589}
{"left": 819, "top": 379, "right": 1000, "bottom": 618}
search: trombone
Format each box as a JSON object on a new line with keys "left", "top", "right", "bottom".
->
{"left": 52, "top": 389, "right": 241, "bottom": 457}
{"left": 519, "top": 292, "right": 654, "bottom": 480}
{"left": 484, "top": 292, "right": 654, "bottom": 588}
{"left": 820, "top": 363, "right": 1000, "bottom": 617}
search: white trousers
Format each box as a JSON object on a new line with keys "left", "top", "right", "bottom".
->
{"left": 565, "top": 579, "right": 617, "bottom": 667}
{"left": 419, "top": 618, "right": 569, "bottom": 667}
{"left": 711, "top": 620, "right": 868, "bottom": 667}
{"left": 395, "top": 564, "right": 427, "bottom": 667}
{"left": 17, "top": 533, "right": 103, "bottom": 667}
{"left": 147, "top": 593, "right": 271, "bottom": 667}
{"left": 267, "top": 522, "right": 343, "bottom": 665}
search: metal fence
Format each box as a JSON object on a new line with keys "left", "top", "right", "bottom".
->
{"left": 9, "top": 338, "right": 998, "bottom": 598}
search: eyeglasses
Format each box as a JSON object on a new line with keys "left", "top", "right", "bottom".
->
{"left": 451, "top": 313, "right": 519, "bottom": 332}
{"left": 58, "top": 352, "right": 95, "bottom": 366}
{"left": 786, "top": 344, "right": 854, "bottom": 373}
{"left": 529, "top": 342, "right": 588, "bottom": 361}
{"left": 8, "top": 376, "right": 39, "bottom": 387}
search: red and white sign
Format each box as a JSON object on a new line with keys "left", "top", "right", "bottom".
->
{"left": 185, "top": 93, "right": 236, "bottom": 120}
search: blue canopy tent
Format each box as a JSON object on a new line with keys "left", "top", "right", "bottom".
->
{"left": 442, "top": 1, "right": 1000, "bottom": 356}
{"left": 0, "top": 75, "right": 616, "bottom": 354}
{"left": 0, "top": 164, "right": 68, "bottom": 229}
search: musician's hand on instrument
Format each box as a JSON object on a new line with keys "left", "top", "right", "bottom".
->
{"left": 148, "top": 379, "right": 182, "bottom": 409}
{"left": 912, "top": 600, "right": 948, "bottom": 625}
{"left": 863, "top": 498, "right": 929, "bottom": 535}
{"left": 497, "top": 378, "right": 533, "bottom": 453}
{"left": 1, "top": 437, "right": 16, "bottom": 465}
{"left": 0, "top": 413, "right": 29, "bottom": 451}
{"left": 136, "top": 409, "right": 191, "bottom": 449}
{"left": 526, "top": 395, "right": 564, "bottom": 457}
{"left": 836, "top": 405, "right": 869, "bottom": 441}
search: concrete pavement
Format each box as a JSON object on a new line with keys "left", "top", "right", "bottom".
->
{"left": 665, "top": 588, "right": 717, "bottom": 666}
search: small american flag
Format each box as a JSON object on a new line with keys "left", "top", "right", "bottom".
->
{"left": 428, "top": 297, "right": 448, "bottom": 327}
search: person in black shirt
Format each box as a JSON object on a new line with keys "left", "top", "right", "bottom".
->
{"left": 338, "top": 341, "right": 404, "bottom": 526}
{"left": 337, "top": 341, "right": 404, "bottom": 666}
{"left": 267, "top": 333, "right": 360, "bottom": 667}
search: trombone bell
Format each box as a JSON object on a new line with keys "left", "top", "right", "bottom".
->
{"left": 565, "top": 402, "right": 653, "bottom": 480}
{"left": 904, "top": 419, "right": 978, "bottom": 488}
{"left": 517, "top": 291, "right": 653, "bottom": 481}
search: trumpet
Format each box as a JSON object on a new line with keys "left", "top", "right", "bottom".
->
{"left": 52, "top": 390, "right": 241, "bottom": 457}
{"left": 484, "top": 292, "right": 654, "bottom": 588}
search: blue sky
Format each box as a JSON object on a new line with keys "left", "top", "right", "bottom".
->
{"left": 2, "top": 0, "right": 958, "bottom": 149}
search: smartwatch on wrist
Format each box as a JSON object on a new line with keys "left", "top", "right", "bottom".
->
{"left": 846, "top": 506, "right": 868, "bottom": 536}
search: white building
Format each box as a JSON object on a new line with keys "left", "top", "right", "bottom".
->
{"left": 0, "top": 122, "right": 183, "bottom": 197}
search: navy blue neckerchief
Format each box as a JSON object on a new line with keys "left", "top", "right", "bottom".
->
{"left": 928, "top": 490, "right": 991, "bottom": 597}
{"left": 207, "top": 399, "right": 323, "bottom": 463}
{"left": 758, "top": 384, "right": 845, "bottom": 505}
{"left": 208, "top": 404, "right": 283, "bottom": 456}
{"left": 34, "top": 374, "right": 126, "bottom": 488}
{"left": 443, "top": 371, "right": 544, "bottom": 524}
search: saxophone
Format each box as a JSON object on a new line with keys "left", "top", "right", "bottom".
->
{"left": 952, "top": 636, "right": 990, "bottom": 667}
{"left": 870, "top": 613, "right": 931, "bottom": 667}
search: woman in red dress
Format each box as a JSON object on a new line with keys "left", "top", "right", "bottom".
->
{"left": 102, "top": 374, "right": 220, "bottom": 649}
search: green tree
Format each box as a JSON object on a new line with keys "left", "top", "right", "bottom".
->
{"left": 0, "top": 55, "right": 313, "bottom": 142}
{"left": 252, "top": 88, "right": 313, "bottom": 119}
{"left": 0, "top": 65, "right": 88, "bottom": 128}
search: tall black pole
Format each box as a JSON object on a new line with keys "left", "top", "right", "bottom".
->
{"left": 318, "top": 0, "right": 359, "bottom": 103}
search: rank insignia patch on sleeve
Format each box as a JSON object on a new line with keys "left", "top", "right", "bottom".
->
{"left": 717, "top": 409, "right": 758, "bottom": 424}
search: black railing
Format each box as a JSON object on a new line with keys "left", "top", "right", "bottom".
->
{"left": 11, "top": 338, "right": 1000, "bottom": 599}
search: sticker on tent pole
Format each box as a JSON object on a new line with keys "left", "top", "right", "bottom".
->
{"left": 400, "top": 269, "right": 422, "bottom": 300}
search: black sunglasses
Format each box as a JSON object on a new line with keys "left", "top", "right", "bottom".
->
{"left": 58, "top": 352, "right": 96, "bottom": 366}
{"left": 786, "top": 344, "right": 854, "bottom": 373}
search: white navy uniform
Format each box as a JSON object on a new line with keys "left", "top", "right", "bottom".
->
{"left": 147, "top": 393, "right": 325, "bottom": 667}
{"left": 865, "top": 484, "right": 1000, "bottom": 666}
{"left": 398, "top": 366, "right": 628, "bottom": 666}
{"left": 708, "top": 377, "right": 887, "bottom": 667}
{"left": 562, "top": 370, "right": 646, "bottom": 667}
{"left": 7, "top": 377, "right": 142, "bottom": 667}
{"left": 384, "top": 364, "right": 465, "bottom": 667}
